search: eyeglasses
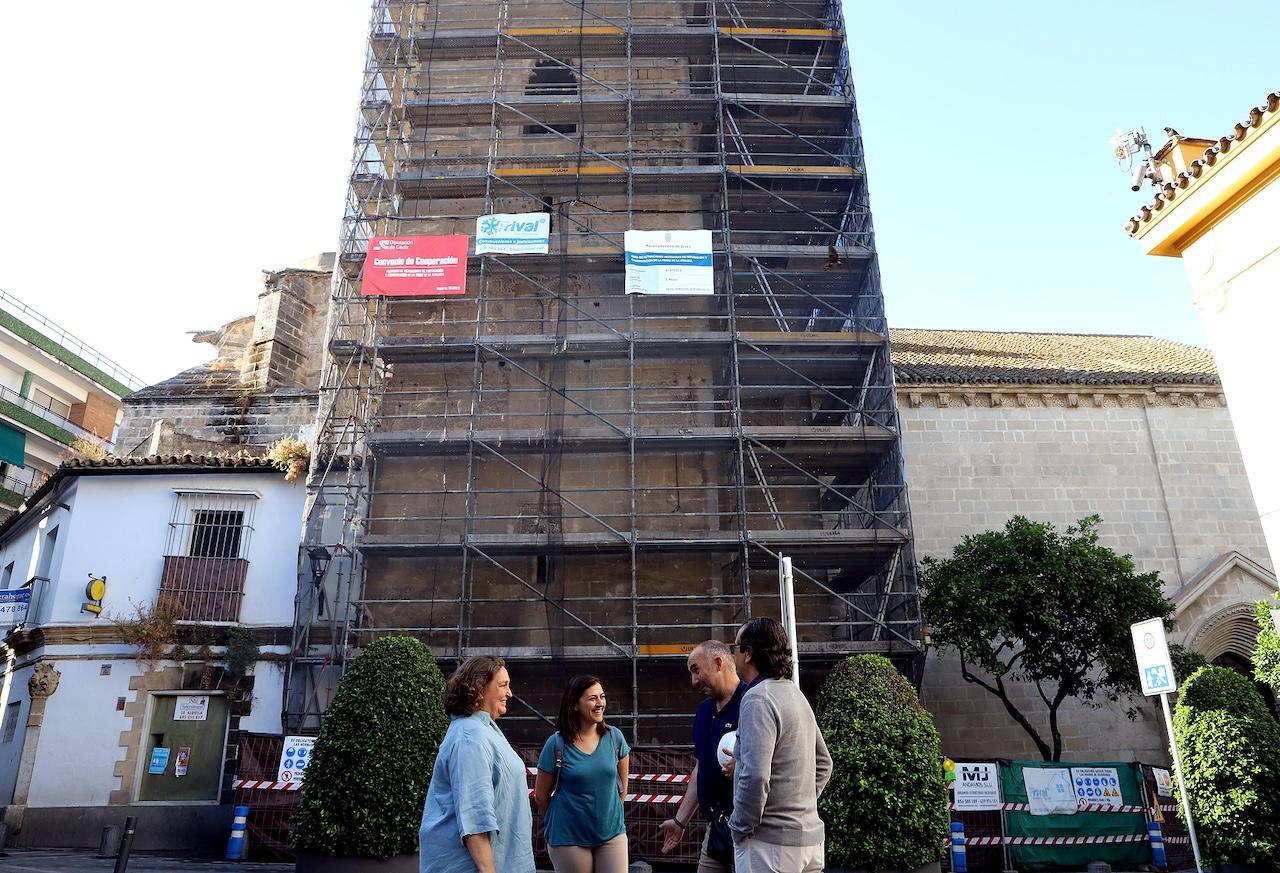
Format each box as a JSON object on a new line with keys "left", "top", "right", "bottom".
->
{"left": 727, "top": 643, "right": 748, "bottom": 652}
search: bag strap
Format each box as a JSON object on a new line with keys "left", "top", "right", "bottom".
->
{"left": 553, "top": 733, "right": 565, "bottom": 795}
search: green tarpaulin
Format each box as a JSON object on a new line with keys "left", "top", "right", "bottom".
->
{"left": 1000, "top": 760, "right": 1149, "bottom": 870}
{"left": 0, "top": 422, "right": 25, "bottom": 467}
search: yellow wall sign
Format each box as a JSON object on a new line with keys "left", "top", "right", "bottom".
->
{"left": 82, "top": 575, "right": 107, "bottom": 616}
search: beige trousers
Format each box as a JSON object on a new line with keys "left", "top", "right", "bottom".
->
{"left": 732, "top": 835, "right": 823, "bottom": 873}
{"left": 696, "top": 827, "right": 733, "bottom": 873}
{"left": 547, "top": 833, "right": 628, "bottom": 873}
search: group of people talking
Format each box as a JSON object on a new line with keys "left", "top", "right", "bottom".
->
{"left": 419, "top": 616, "right": 832, "bottom": 873}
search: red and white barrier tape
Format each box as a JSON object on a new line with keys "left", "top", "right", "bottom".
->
{"left": 234, "top": 779, "right": 301, "bottom": 791}
{"left": 525, "top": 788, "right": 679, "bottom": 804}
{"left": 946, "top": 834, "right": 1147, "bottom": 847}
{"left": 949, "top": 801, "right": 1155, "bottom": 814}
{"left": 524, "top": 767, "right": 688, "bottom": 784}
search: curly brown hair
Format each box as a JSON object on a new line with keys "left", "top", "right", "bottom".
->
{"left": 444, "top": 655, "right": 506, "bottom": 716}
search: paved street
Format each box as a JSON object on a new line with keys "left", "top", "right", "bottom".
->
{"left": 0, "top": 851, "right": 292, "bottom": 872}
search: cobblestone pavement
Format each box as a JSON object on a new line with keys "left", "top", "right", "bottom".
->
{"left": 0, "top": 850, "right": 293, "bottom": 872}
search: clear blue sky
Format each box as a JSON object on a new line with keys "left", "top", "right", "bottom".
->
{"left": 846, "top": 2, "right": 1279, "bottom": 345}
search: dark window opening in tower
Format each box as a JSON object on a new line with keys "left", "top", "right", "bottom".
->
{"left": 525, "top": 59, "right": 578, "bottom": 136}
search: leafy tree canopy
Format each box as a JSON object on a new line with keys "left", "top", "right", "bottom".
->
{"left": 1255, "top": 595, "right": 1280, "bottom": 694}
{"left": 921, "top": 515, "right": 1175, "bottom": 760}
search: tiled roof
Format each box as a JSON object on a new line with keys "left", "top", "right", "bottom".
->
{"left": 889, "top": 329, "right": 1218, "bottom": 386}
{"left": 1125, "top": 90, "right": 1280, "bottom": 235}
{"left": 62, "top": 454, "right": 277, "bottom": 471}
{"left": 124, "top": 363, "right": 241, "bottom": 401}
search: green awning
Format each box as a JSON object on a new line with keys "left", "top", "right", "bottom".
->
{"left": 0, "top": 422, "right": 26, "bottom": 467}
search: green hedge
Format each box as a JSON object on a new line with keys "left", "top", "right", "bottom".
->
{"left": 1172, "top": 665, "right": 1280, "bottom": 865}
{"left": 1256, "top": 597, "right": 1280, "bottom": 694}
{"left": 292, "top": 637, "right": 448, "bottom": 859}
{"left": 816, "top": 655, "right": 948, "bottom": 870}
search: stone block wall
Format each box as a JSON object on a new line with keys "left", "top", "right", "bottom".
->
{"left": 900, "top": 387, "right": 1272, "bottom": 762}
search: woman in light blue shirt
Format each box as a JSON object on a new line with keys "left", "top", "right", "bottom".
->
{"left": 420, "top": 656, "right": 534, "bottom": 873}
{"left": 533, "top": 675, "right": 630, "bottom": 873}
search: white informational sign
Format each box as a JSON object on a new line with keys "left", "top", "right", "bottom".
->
{"left": 953, "top": 762, "right": 1001, "bottom": 811}
{"left": 1023, "top": 768, "right": 1076, "bottom": 816}
{"left": 475, "top": 212, "right": 551, "bottom": 255}
{"left": 1070, "top": 766, "right": 1122, "bottom": 807}
{"left": 0, "top": 589, "right": 30, "bottom": 626}
{"left": 278, "top": 735, "right": 317, "bottom": 783}
{"left": 1131, "top": 617, "right": 1177, "bottom": 696}
{"left": 624, "top": 229, "right": 713, "bottom": 296}
{"left": 1153, "top": 767, "right": 1174, "bottom": 797}
{"left": 174, "top": 695, "right": 209, "bottom": 721}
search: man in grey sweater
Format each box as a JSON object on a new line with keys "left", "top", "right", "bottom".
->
{"left": 728, "top": 617, "right": 832, "bottom": 873}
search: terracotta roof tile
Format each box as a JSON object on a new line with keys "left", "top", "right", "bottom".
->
{"left": 889, "top": 328, "right": 1218, "bottom": 386}
{"left": 62, "top": 454, "right": 277, "bottom": 471}
{"left": 1125, "top": 89, "right": 1280, "bottom": 235}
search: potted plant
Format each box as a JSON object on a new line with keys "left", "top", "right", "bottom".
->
{"left": 816, "top": 655, "right": 948, "bottom": 873}
{"left": 292, "top": 636, "right": 448, "bottom": 872}
{"left": 1172, "top": 665, "right": 1280, "bottom": 872}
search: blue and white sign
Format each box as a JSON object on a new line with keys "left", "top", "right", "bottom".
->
{"left": 1070, "top": 766, "right": 1122, "bottom": 807}
{"left": 1131, "top": 617, "right": 1177, "bottom": 696}
{"left": 0, "top": 589, "right": 30, "bottom": 626}
{"left": 1023, "top": 767, "right": 1075, "bottom": 816}
{"left": 148, "top": 747, "right": 170, "bottom": 775}
{"left": 624, "top": 229, "right": 713, "bottom": 296}
{"left": 475, "top": 212, "right": 550, "bottom": 255}
{"left": 278, "top": 735, "right": 317, "bottom": 784}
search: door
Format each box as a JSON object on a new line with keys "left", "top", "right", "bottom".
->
{"left": 137, "top": 694, "right": 229, "bottom": 802}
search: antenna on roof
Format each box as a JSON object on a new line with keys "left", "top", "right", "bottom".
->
{"left": 1110, "top": 127, "right": 1160, "bottom": 192}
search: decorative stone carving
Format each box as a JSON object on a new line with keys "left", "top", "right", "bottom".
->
{"left": 28, "top": 663, "right": 60, "bottom": 699}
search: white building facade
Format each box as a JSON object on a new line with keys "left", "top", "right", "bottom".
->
{"left": 0, "top": 456, "right": 303, "bottom": 851}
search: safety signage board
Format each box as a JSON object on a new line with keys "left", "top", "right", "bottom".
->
{"left": 1131, "top": 617, "right": 1176, "bottom": 696}
{"left": 361, "top": 235, "right": 468, "bottom": 297}
{"left": 174, "top": 695, "right": 209, "bottom": 721}
{"left": 1070, "top": 766, "right": 1122, "bottom": 807}
{"left": 148, "top": 747, "right": 170, "bottom": 775}
{"left": 0, "top": 589, "right": 30, "bottom": 626}
{"left": 1023, "top": 768, "right": 1076, "bottom": 816}
{"left": 953, "top": 762, "right": 1001, "bottom": 810}
{"left": 624, "top": 229, "right": 713, "bottom": 295}
{"left": 1153, "top": 767, "right": 1174, "bottom": 797}
{"left": 278, "top": 735, "right": 317, "bottom": 784}
{"left": 476, "top": 212, "right": 551, "bottom": 254}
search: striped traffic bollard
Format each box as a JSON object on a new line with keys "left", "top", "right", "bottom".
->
{"left": 225, "top": 804, "right": 249, "bottom": 861}
{"left": 950, "top": 822, "right": 967, "bottom": 873}
{"left": 1147, "top": 819, "right": 1167, "bottom": 871}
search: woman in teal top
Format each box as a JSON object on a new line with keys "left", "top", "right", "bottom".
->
{"left": 534, "top": 675, "right": 631, "bottom": 873}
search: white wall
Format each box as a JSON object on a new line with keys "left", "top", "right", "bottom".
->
{"left": 0, "top": 663, "right": 34, "bottom": 803}
{"left": 32, "top": 471, "right": 304, "bottom": 628}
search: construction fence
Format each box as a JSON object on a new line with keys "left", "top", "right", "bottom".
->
{"left": 233, "top": 734, "right": 1191, "bottom": 869}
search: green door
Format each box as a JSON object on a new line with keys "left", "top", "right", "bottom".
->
{"left": 137, "top": 694, "right": 229, "bottom": 802}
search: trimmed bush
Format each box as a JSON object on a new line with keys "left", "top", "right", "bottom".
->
{"left": 292, "top": 637, "right": 448, "bottom": 859}
{"left": 816, "top": 655, "right": 948, "bottom": 870}
{"left": 1172, "top": 665, "right": 1280, "bottom": 866}
{"left": 1255, "top": 596, "right": 1280, "bottom": 694}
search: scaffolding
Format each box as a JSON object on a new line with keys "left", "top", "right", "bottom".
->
{"left": 286, "top": 0, "right": 923, "bottom": 740}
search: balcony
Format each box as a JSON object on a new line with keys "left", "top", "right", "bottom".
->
{"left": 0, "top": 384, "right": 113, "bottom": 451}
{"left": 158, "top": 556, "right": 249, "bottom": 622}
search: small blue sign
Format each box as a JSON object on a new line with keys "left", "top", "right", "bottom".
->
{"left": 149, "top": 747, "right": 170, "bottom": 775}
{"left": 1144, "top": 665, "right": 1172, "bottom": 691}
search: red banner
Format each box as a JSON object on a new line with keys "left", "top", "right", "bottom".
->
{"left": 360, "top": 235, "right": 468, "bottom": 297}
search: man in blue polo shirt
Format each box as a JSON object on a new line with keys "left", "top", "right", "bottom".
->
{"left": 660, "top": 640, "right": 748, "bottom": 872}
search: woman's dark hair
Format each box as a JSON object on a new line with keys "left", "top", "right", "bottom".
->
{"left": 556, "top": 674, "right": 608, "bottom": 739}
{"left": 737, "top": 617, "right": 794, "bottom": 680}
{"left": 444, "top": 655, "right": 506, "bottom": 716}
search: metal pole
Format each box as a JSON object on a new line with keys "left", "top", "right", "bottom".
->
{"left": 112, "top": 815, "right": 137, "bottom": 873}
{"left": 1159, "top": 692, "right": 1203, "bottom": 873}
{"left": 778, "top": 554, "right": 799, "bottom": 683}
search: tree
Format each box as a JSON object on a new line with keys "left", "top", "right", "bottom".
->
{"left": 816, "top": 655, "right": 948, "bottom": 870}
{"left": 1172, "top": 665, "right": 1280, "bottom": 864}
{"left": 921, "top": 515, "right": 1175, "bottom": 761}
{"left": 292, "top": 636, "right": 448, "bottom": 859}
{"left": 1255, "top": 595, "right": 1280, "bottom": 694}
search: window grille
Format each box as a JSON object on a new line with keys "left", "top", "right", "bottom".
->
{"left": 159, "top": 491, "right": 258, "bottom": 621}
{"left": 2, "top": 701, "right": 20, "bottom": 743}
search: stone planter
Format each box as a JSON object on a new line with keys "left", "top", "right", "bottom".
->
{"left": 828, "top": 862, "right": 942, "bottom": 873}
{"left": 295, "top": 852, "right": 418, "bottom": 873}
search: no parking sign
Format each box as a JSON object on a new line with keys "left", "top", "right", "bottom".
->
{"left": 278, "top": 736, "right": 317, "bottom": 784}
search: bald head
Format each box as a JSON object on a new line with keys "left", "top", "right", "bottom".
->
{"left": 688, "top": 639, "right": 739, "bottom": 703}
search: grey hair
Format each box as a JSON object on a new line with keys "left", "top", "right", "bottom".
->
{"left": 695, "top": 640, "right": 732, "bottom": 660}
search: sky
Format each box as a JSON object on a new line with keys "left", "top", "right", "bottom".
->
{"left": 0, "top": 2, "right": 1276, "bottom": 385}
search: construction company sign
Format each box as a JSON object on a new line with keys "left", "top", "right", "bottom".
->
{"left": 624, "top": 229, "right": 714, "bottom": 295}
{"left": 361, "top": 235, "right": 468, "bottom": 296}
{"left": 1023, "top": 767, "right": 1076, "bottom": 816}
{"left": 953, "top": 762, "right": 1001, "bottom": 811}
{"left": 475, "top": 212, "right": 550, "bottom": 254}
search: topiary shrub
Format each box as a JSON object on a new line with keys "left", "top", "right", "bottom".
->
{"left": 816, "top": 655, "right": 948, "bottom": 871}
{"left": 292, "top": 636, "right": 448, "bottom": 859}
{"left": 1255, "top": 596, "right": 1280, "bottom": 694}
{"left": 1172, "top": 665, "right": 1280, "bottom": 866}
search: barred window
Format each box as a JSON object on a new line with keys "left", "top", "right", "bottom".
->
{"left": 165, "top": 491, "right": 257, "bottom": 560}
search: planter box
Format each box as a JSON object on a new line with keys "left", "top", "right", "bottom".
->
{"left": 296, "top": 852, "right": 417, "bottom": 873}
